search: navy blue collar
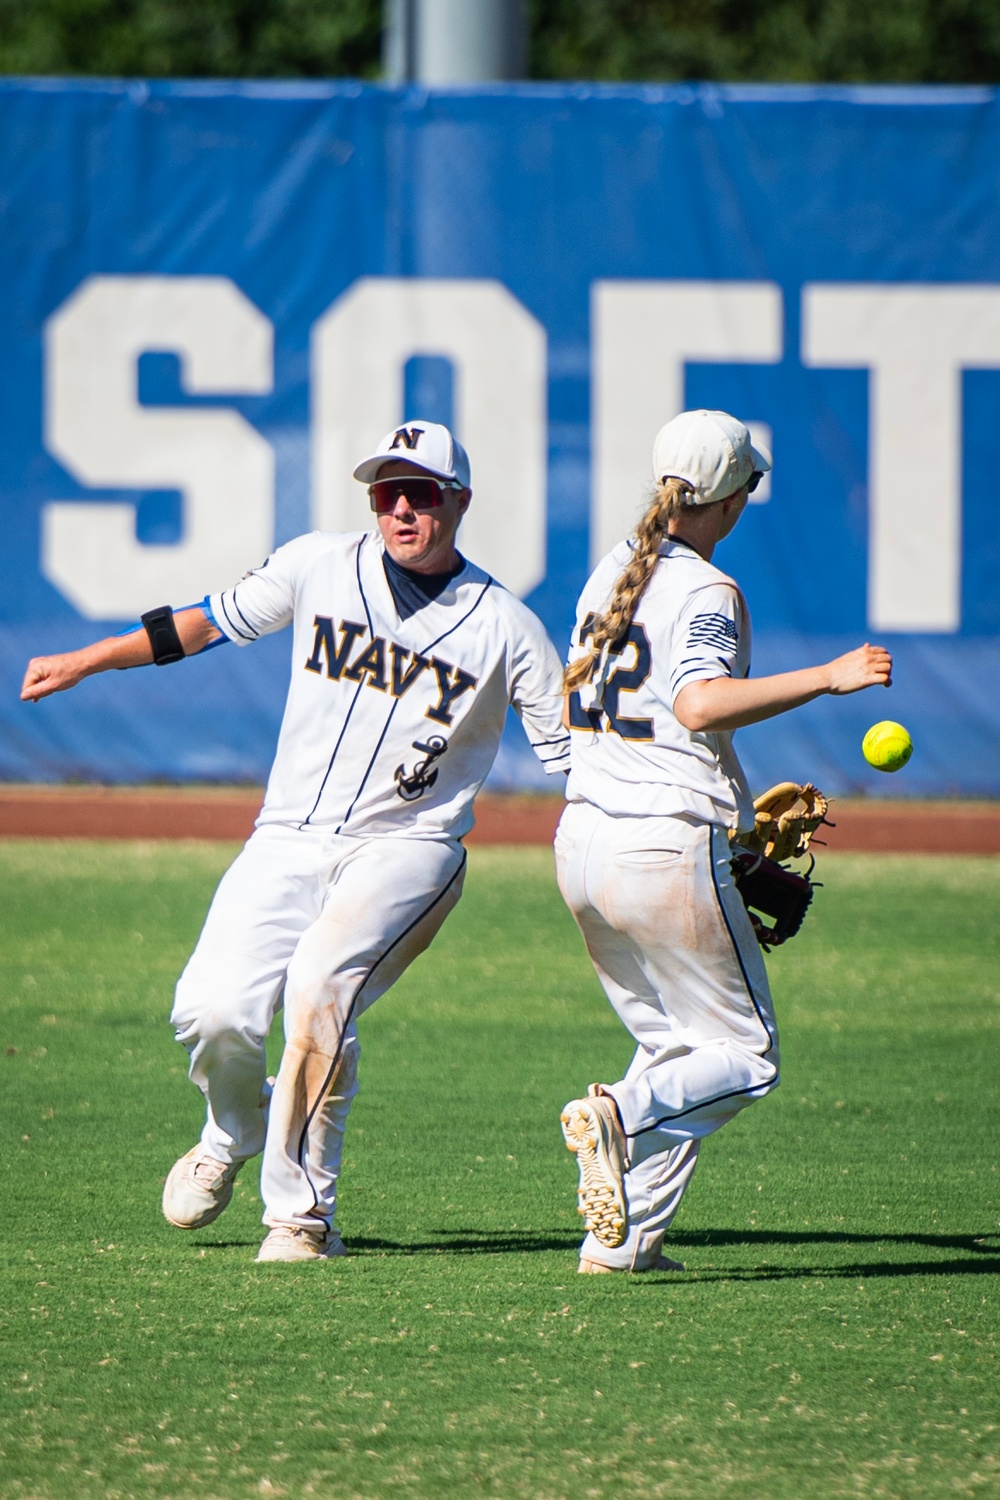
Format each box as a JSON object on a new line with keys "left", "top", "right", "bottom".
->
{"left": 382, "top": 549, "right": 465, "bottom": 621}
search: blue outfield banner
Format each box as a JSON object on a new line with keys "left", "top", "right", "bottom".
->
{"left": 1, "top": 78, "right": 999, "bottom": 796}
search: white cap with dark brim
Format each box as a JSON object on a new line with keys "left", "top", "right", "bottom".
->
{"left": 353, "top": 421, "right": 472, "bottom": 488}
{"left": 652, "top": 409, "right": 771, "bottom": 505}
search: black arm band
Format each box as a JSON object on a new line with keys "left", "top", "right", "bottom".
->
{"left": 141, "top": 605, "right": 185, "bottom": 666}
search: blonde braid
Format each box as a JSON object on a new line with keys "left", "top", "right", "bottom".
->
{"left": 563, "top": 478, "right": 696, "bottom": 693}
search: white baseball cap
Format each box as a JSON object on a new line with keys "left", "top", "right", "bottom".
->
{"left": 353, "top": 421, "right": 471, "bottom": 488}
{"left": 652, "top": 409, "right": 771, "bottom": 505}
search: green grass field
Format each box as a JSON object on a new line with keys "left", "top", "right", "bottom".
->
{"left": 1, "top": 841, "right": 998, "bottom": 1500}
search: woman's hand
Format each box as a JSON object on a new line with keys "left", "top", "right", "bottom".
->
{"left": 824, "top": 643, "right": 893, "bottom": 695}
{"left": 675, "top": 642, "right": 895, "bottom": 733}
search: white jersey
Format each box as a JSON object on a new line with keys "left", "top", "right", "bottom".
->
{"left": 565, "top": 537, "right": 755, "bottom": 831}
{"left": 209, "top": 530, "right": 570, "bottom": 839}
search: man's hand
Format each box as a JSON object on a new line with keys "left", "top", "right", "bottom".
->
{"left": 20, "top": 609, "right": 222, "bottom": 703}
{"left": 21, "top": 630, "right": 154, "bottom": 701}
{"left": 21, "top": 650, "right": 95, "bottom": 702}
{"left": 825, "top": 643, "right": 893, "bottom": 695}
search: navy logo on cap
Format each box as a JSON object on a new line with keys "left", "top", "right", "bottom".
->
{"left": 389, "top": 426, "right": 424, "bottom": 451}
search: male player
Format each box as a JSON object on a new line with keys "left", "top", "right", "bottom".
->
{"left": 22, "top": 421, "right": 570, "bottom": 1262}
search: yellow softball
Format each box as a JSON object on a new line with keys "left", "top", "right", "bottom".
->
{"left": 862, "top": 720, "right": 913, "bottom": 773}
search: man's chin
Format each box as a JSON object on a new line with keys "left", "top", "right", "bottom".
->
{"left": 388, "top": 540, "right": 426, "bottom": 564}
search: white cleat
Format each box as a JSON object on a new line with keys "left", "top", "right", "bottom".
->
{"left": 560, "top": 1092, "right": 629, "bottom": 1250}
{"left": 162, "top": 1146, "right": 244, "bottom": 1230}
{"left": 579, "top": 1254, "right": 686, "bottom": 1274}
{"left": 256, "top": 1227, "right": 348, "bottom": 1263}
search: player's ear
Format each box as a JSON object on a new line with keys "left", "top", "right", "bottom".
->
{"left": 719, "top": 488, "right": 748, "bottom": 531}
{"left": 456, "top": 488, "right": 472, "bottom": 516}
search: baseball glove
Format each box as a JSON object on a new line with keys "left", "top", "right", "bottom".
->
{"left": 731, "top": 783, "right": 831, "bottom": 949}
{"left": 742, "top": 781, "right": 829, "bottom": 863}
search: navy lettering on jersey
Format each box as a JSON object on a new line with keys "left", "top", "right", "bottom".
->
{"left": 389, "top": 643, "right": 432, "bottom": 697}
{"left": 343, "top": 637, "right": 388, "bottom": 691}
{"left": 426, "top": 660, "right": 479, "bottom": 725}
{"left": 307, "top": 618, "right": 478, "bottom": 724}
{"left": 305, "top": 618, "right": 366, "bottom": 679}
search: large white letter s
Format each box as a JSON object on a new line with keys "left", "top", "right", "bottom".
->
{"left": 43, "top": 275, "right": 274, "bottom": 619}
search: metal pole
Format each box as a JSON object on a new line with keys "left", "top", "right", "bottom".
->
{"left": 383, "top": 0, "right": 527, "bottom": 84}
{"left": 382, "top": 0, "right": 416, "bottom": 85}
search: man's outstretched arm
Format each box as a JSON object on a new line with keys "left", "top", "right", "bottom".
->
{"left": 21, "top": 606, "right": 222, "bottom": 702}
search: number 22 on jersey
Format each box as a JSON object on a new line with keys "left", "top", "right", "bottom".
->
{"left": 567, "top": 616, "right": 654, "bottom": 741}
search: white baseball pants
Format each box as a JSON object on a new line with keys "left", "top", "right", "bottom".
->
{"left": 555, "top": 801, "right": 779, "bottom": 1270}
{"left": 170, "top": 823, "right": 466, "bottom": 1232}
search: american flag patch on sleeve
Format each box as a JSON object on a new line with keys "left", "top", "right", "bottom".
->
{"left": 686, "top": 612, "right": 738, "bottom": 654}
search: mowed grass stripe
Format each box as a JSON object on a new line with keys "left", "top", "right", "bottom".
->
{"left": 0, "top": 841, "right": 997, "bottom": 1500}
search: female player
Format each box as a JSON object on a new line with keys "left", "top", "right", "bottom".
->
{"left": 556, "top": 408, "right": 892, "bottom": 1274}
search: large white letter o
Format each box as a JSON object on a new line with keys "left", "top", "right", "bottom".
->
{"left": 312, "top": 278, "right": 547, "bottom": 599}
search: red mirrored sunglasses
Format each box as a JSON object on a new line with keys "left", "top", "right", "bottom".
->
{"left": 368, "top": 476, "right": 463, "bottom": 514}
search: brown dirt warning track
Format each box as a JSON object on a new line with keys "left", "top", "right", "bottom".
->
{"left": 0, "top": 785, "right": 999, "bottom": 854}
